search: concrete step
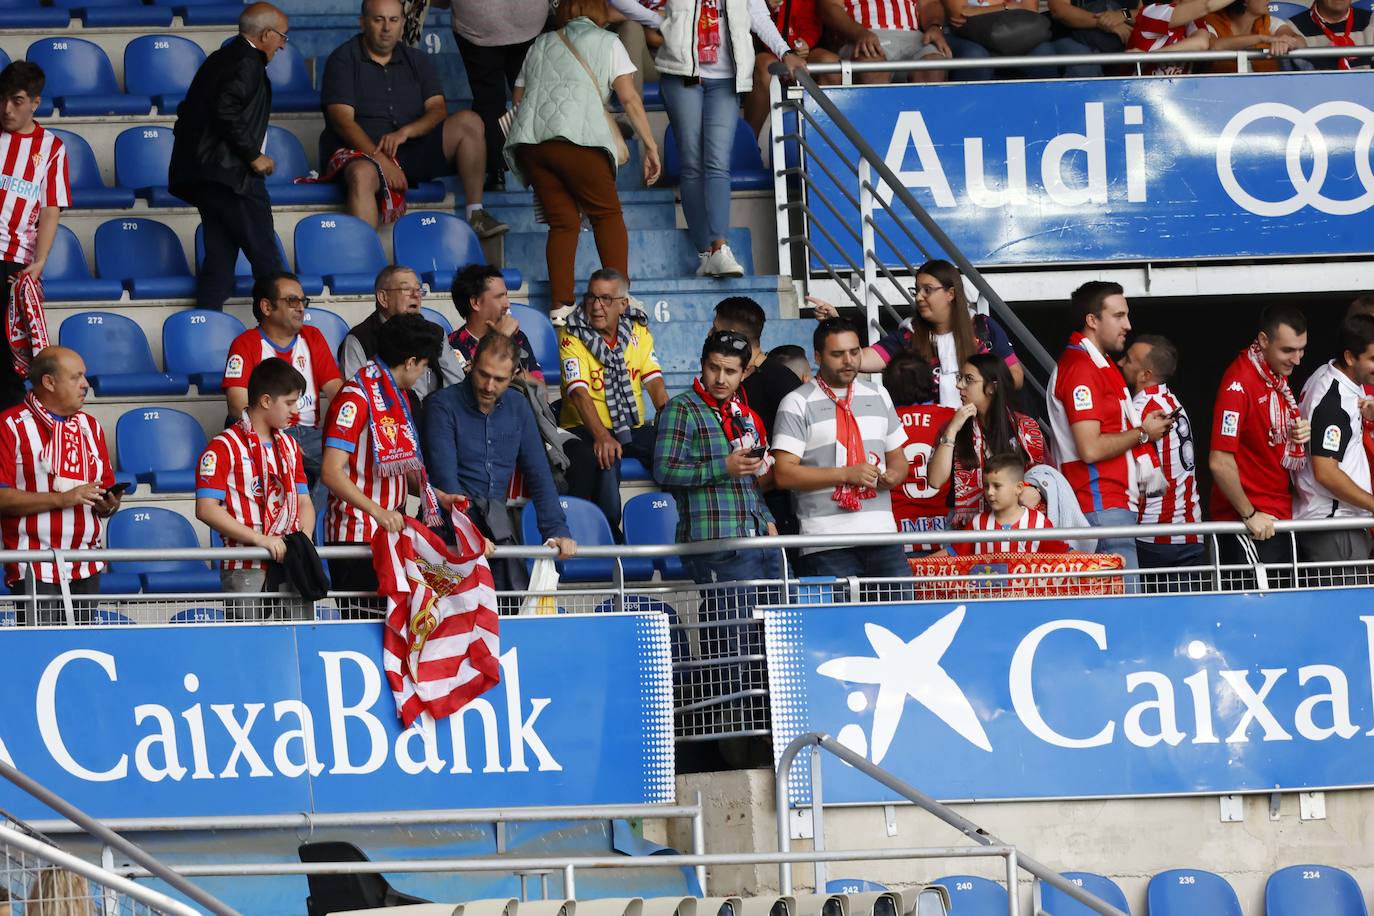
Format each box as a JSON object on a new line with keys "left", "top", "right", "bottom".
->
{"left": 505, "top": 227, "right": 755, "bottom": 286}
{"left": 484, "top": 188, "right": 680, "bottom": 234}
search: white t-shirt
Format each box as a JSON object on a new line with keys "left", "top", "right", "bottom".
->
{"left": 934, "top": 331, "right": 959, "bottom": 407}
{"left": 514, "top": 37, "right": 638, "bottom": 87}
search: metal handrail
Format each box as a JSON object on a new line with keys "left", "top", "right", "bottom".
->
{"left": 775, "top": 732, "right": 1128, "bottom": 916}
{"left": 0, "top": 758, "right": 239, "bottom": 916}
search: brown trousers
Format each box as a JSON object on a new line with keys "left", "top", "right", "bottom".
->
{"left": 516, "top": 140, "right": 629, "bottom": 307}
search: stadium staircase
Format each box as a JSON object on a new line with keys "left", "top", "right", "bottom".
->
{"left": 0, "top": 6, "right": 814, "bottom": 567}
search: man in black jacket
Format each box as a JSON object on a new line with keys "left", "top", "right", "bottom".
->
{"left": 169, "top": 2, "right": 288, "bottom": 310}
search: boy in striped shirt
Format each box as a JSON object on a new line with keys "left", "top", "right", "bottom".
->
{"left": 196, "top": 359, "right": 313, "bottom": 618}
{"left": 951, "top": 453, "right": 1068, "bottom": 555}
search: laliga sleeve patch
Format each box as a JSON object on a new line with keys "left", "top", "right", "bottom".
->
{"left": 563, "top": 357, "right": 579, "bottom": 380}
{"left": 224, "top": 354, "right": 245, "bottom": 380}
{"left": 1221, "top": 410, "right": 1239, "bottom": 438}
{"left": 336, "top": 401, "right": 358, "bottom": 430}
{"left": 1323, "top": 424, "right": 1342, "bottom": 452}
{"left": 1072, "top": 384, "right": 1093, "bottom": 411}
{"left": 198, "top": 451, "right": 217, "bottom": 479}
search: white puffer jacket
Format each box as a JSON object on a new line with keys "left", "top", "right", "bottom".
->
{"left": 609, "top": 0, "right": 791, "bottom": 93}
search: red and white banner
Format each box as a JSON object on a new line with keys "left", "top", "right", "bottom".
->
{"left": 909, "top": 552, "right": 1126, "bottom": 599}
{"left": 373, "top": 509, "right": 500, "bottom": 727}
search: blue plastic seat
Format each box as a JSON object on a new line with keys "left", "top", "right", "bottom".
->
{"left": 1147, "top": 869, "right": 1240, "bottom": 916}
{"left": 520, "top": 497, "right": 653, "bottom": 582}
{"left": 95, "top": 217, "right": 197, "bottom": 300}
{"left": 1266, "top": 865, "right": 1367, "bottom": 916}
{"left": 52, "top": 0, "right": 170, "bottom": 28}
{"left": 99, "top": 573, "right": 141, "bottom": 594}
{"left": 48, "top": 129, "right": 135, "bottom": 209}
{"left": 176, "top": 0, "right": 242, "bottom": 24}
{"left": 393, "top": 211, "right": 485, "bottom": 293}
{"left": 25, "top": 38, "right": 152, "bottom": 116}
{"left": 0, "top": 608, "right": 15, "bottom": 626}
{"left": 170, "top": 607, "right": 226, "bottom": 623}
{"left": 0, "top": 0, "right": 68, "bottom": 29}
{"left": 294, "top": 214, "right": 388, "bottom": 295}
{"left": 41, "top": 226, "right": 124, "bottom": 301}
{"left": 1036, "top": 873, "right": 1131, "bottom": 916}
{"left": 265, "top": 43, "right": 319, "bottom": 111}
{"left": 590, "top": 594, "right": 688, "bottom": 658}
{"left": 622, "top": 492, "right": 686, "bottom": 580}
{"left": 106, "top": 507, "right": 219, "bottom": 594}
{"left": 114, "top": 126, "right": 181, "bottom": 207}
{"left": 304, "top": 307, "right": 350, "bottom": 358}
{"left": 932, "top": 876, "right": 1008, "bottom": 915}
{"left": 192, "top": 224, "right": 294, "bottom": 298}
{"left": 509, "top": 304, "right": 558, "bottom": 381}
{"left": 1269, "top": 0, "right": 1308, "bottom": 15}
{"left": 116, "top": 407, "right": 207, "bottom": 493}
{"left": 125, "top": 34, "right": 205, "bottom": 113}
{"left": 421, "top": 307, "right": 453, "bottom": 338}
{"left": 163, "top": 309, "right": 246, "bottom": 391}
{"left": 90, "top": 609, "right": 135, "bottom": 625}
{"left": 663, "top": 116, "right": 771, "bottom": 190}
{"left": 826, "top": 880, "right": 889, "bottom": 894}
{"left": 260, "top": 126, "right": 336, "bottom": 206}
{"left": 59, "top": 312, "right": 188, "bottom": 396}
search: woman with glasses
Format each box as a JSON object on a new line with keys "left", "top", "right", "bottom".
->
{"left": 810, "top": 259, "right": 1023, "bottom": 407}
{"left": 925, "top": 352, "right": 1044, "bottom": 525}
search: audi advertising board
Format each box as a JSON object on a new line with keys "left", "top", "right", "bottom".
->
{"left": 767, "top": 591, "right": 1374, "bottom": 805}
{"left": 801, "top": 72, "right": 1374, "bottom": 267}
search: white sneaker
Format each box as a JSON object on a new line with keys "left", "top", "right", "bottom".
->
{"left": 548, "top": 303, "right": 576, "bottom": 327}
{"left": 695, "top": 251, "right": 711, "bottom": 277}
{"left": 704, "top": 244, "right": 745, "bottom": 278}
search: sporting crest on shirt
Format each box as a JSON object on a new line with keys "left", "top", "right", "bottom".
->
{"left": 336, "top": 401, "right": 358, "bottom": 430}
{"left": 30, "top": 150, "right": 45, "bottom": 168}
{"left": 225, "top": 354, "right": 245, "bottom": 380}
{"left": 378, "top": 414, "right": 400, "bottom": 446}
{"left": 198, "top": 451, "right": 216, "bottom": 479}
{"left": 296, "top": 355, "right": 307, "bottom": 369}
{"left": 1072, "top": 385, "right": 1093, "bottom": 411}
{"left": 1323, "top": 424, "right": 1342, "bottom": 451}
{"left": 1221, "top": 410, "right": 1239, "bottom": 438}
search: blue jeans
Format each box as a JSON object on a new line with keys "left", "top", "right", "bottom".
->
{"left": 944, "top": 34, "right": 995, "bottom": 81}
{"left": 1136, "top": 539, "right": 1208, "bottom": 594}
{"left": 1045, "top": 36, "right": 1108, "bottom": 78}
{"left": 804, "top": 544, "right": 914, "bottom": 602}
{"left": 1086, "top": 507, "right": 1139, "bottom": 593}
{"left": 683, "top": 543, "right": 782, "bottom": 698}
{"left": 659, "top": 75, "right": 738, "bottom": 253}
{"left": 570, "top": 423, "right": 656, "bottom": 540}
{"left": 284, "top": 423, "right": 327, "bottom": 528}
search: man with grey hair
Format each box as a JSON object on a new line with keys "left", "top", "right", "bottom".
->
{"left": 169, "top": 2, "right": 288, "bottom": 310}
{"left": 558, "top": 267, "right": 667, "bottom": 539}
{"left": 338, "top": 265, "right": 464, "bottom": 414}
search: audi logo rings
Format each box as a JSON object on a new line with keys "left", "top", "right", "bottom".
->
{"left": 1217, "top": 101, "right": 1374, "bottom": 218}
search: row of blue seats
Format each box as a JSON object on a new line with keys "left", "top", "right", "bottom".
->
{"left": 851, "top": 864, "right": 1370, "bottom": 915}
{"left": 2, "top": 36, "right": 316, "bottom": 115}
{"left": 57, "top": 300, "right": 556, "bottom": 398}
{"left": 46, "top": 210, "right": 522, "bottom": 303}
{"left": 0, "top": 0, "right": 241, "bottom": 28}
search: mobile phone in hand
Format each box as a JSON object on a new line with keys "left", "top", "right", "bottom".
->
{"left": 746, "top": 445, "right": 768, "bottom": 459}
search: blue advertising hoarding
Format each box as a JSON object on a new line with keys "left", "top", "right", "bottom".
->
{"left": 0, "top": 614, "right": 674, "bottom": 820}
{"left": 803, "top": 72, "right": 1374, "bottom": 267}
{"left": 766, "top": 591, "right": 1374, "bottom": 805}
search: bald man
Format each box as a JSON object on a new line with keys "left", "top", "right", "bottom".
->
{"left": 0, "top": 347, "right": 120, "bottom": 622}
{"left": 170, "top": 3, "right": 289, "bottom": 310}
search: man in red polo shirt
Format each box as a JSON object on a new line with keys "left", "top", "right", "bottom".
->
{"left": 1047, "top": 281, "right": 1172, "bottom": 574}
{"left": 1209, "top": 304, "right": 1310, "bottom": 576}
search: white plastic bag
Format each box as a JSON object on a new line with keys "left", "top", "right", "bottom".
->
{"left": 521, "top": 556, "right": 561, "bottom": 615}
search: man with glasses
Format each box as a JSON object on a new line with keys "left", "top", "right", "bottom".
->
{"left": 223, "top": 272, "right": 343, "bottom": 499}
{"left": 169, "top": 2, "right": 289, "bottom": 310}
{"left": 339, "top": 265, "right": 464, "bottom": 418}
{"left": 559, "top": 268, "right": 668, "bottom": 539}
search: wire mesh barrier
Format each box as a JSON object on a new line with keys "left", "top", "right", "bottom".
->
{"left": 0, "top": 519, "right": 1371, "bottom": 745}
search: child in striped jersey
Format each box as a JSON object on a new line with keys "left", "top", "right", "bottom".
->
{"left": 951, "top": 453, "right": 1069, "bottom": 555}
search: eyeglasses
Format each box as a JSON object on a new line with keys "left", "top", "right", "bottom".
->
{"left": 266, "top": 27, "right": 288, "bottom": 42}
{"left": 585, "top": 294, "right": 628, "bottom": 305}
{"left": 915, "top": 284, "right": 951, "bottom": 297}
{"left": 275, "top": 295, "right": 311, "bottom": 308}
{"left": 955, "top": 373, "right": 980, "bottom": 387}
{"left": 382, "top": 286, "right": 423, "bottom": 296}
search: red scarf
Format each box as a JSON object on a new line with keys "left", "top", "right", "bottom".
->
{"left": 7, "top": 273, "right": 49, "bottom": 380}
{"left": 356, "top": 361, "right": 442, "bottom": 525}
{"left": 816, "top": 377, "right": 876, "bottom": 512}
{"left": 952, "top": 412, "right": 1045, "bottom": 523}
{"left": 228, "top": 414, "right": 299, "bottom": 538}
{"left": 697, "top": 0, "right": 723, "bottom": 64}
{"left": 692, "top": 377, "right": 765, "bottom": 447}
{"left": 1310, "top": 6, "right": 1356, "bottom": 69}
{"left": 25, "top": 392, "right": 96, "bottom": 490}
{"left": 1246, "top": 339, "right": 1307, "bottom": 469}
{"left": 300, "top": 148, "right": 407, "bottom": 224}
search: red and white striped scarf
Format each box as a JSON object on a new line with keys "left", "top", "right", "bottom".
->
{"left": 24, "top": 391, "right": 97, "bottom": 491}
{"left": 301, "top": 148, "right": 407, "bottom": 224}
{"left": 1247, "top": 338, "right": 1307, "bottom": 470}
{"left": 375, "top": 505, "right": 500, "bottom": 728}
{"left": 7, "top": 273, "right": 49, "bottom": 380}
{"left": 228, "top": 414, "right": 299, "bottom": 538}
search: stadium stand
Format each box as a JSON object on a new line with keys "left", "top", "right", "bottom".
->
{"left": 59, "top": 311, "right": 189, "bottom": 395}
{"left": 420, "top": 306, "right": 453, "bottom": 337}
{"left": 113, "top": 124, "right": 180, "bottom": 206}
{"left": 93, "top": 217, "right": 198, "bottom": 299}
{"left": 115, "top": 406, "right": 208, "bottom": 493}
{"left": 393, "top": 210, "right": 487, "bottom": 293}
{"left": 52, "top": 0, "right": 173, "bottom": 30}
{"left": 1146, "top": 869, "right": 1242, "bottom": 916}
{"left": 174, "top": 0, "right": 244, "bottom": 25}
{"left": 0, "top": 0, "right": 68, "bottom": 29}
{"left": 1266, "top": 865, "right": 1368, "bottom": 915}
{"left": 262, "top": 41, "right": 318, "bottom": 112}
{"left": 521, "top": 497, "right": 655, "bottom": 583}
{"left": 662, "top": 116, "right": 772, "bottom": 191}
{"left": 123, "top": 34, "right": 206, "bottom": 113}
{"left": 302, "top": 306, "right": 350, "bottom": 356}
{"left": 42, "top": 225, "right": 125, "bottom": 301}
{"left": 161, "top": 309, "right": 247, "bottom": 392}
{"left": 193, "top": 224, "right": 293, "bottom": 297}
{"left": 25, "top": 37, "right": 152, "bottom": 115}
{"left": 1035, "top": 873, "right": 1131, "bottom": 916}
{"left": 49, "top": 128, "right": 137, "bottom": 209}
{"left": 294, "top": 213, "right": 389, "bottom": 295}
{"left": 509, "top": 304, "right": 558, "bottom": 375}
{"left": 622, "top": 492, "right": 687, "bottom": 580}
{"left": 931, "top": 876, "right": 1009, "bottom": 915}
{"left": 105, "top": 506, "right": 219, "bottom": 593}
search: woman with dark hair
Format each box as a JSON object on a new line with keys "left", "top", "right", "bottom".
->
{"left": 927, "top": 352, "right": 1044, "bottom": 524}
{"left": 810, "top": 259, "right": 1022, "bottom": 407}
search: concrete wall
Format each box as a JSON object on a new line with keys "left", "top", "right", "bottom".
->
{"left": 671, "top": 770, "right": 1374, "bottom": 914}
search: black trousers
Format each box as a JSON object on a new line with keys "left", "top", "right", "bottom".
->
{"left": 0, "top": 261, "right": 29, "bottom": 411}
{"left": 326, "top": 545, "right": 385, "bottom": 617}
{"left": 185, "top": 179, "right": 281, "bottom": 310}
{"left": 10, "top": 573, "right": 101, "bottom": 626}
{"left": 455, "top": 33, "right": 536, "bottom": 182}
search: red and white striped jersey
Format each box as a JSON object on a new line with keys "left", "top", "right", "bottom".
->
{"left": 953, "top": 507, "right": 1069, "bottom": 555}
{"left": 0, "top": 404, "right": 113, "bottom": 585}
{"left": 1132, "top": 384, "right": 1201, "bottom": 544}
{"left": 322, "top": 382, "right": 407, "bottom": 544}
{"left": 0, "top": 124, "right": 69, "bottom": 265}
{"left": 844, "top": 0, "right": 922, "bottom": 31}
{"left": 222, "top": 327, "right": 341, "bottom": 428}
{"left": 195, "top": 429, "right": 310, "bottom": 570}
{"left": 1127, "top": 2, "right": 1201, "bottom": 52}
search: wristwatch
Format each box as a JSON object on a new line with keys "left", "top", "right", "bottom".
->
{"left": 1137, "top": 427, "right": 1149, "bottom": 445}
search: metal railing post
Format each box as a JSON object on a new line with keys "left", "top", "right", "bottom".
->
{"left": 564, "top": 863, "right": 577, "bottom": 899}
{"left": 810, "top": 745, "right": 827, "bottom": 891}
{"left": 692, "top": 791, "right": 708, "bottom": 895}
{"left": 857, "top": 157, "right": 881, "bottom": 344}
{"left": 1005, "top": 847, "right": 1020, "bottom": 916}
